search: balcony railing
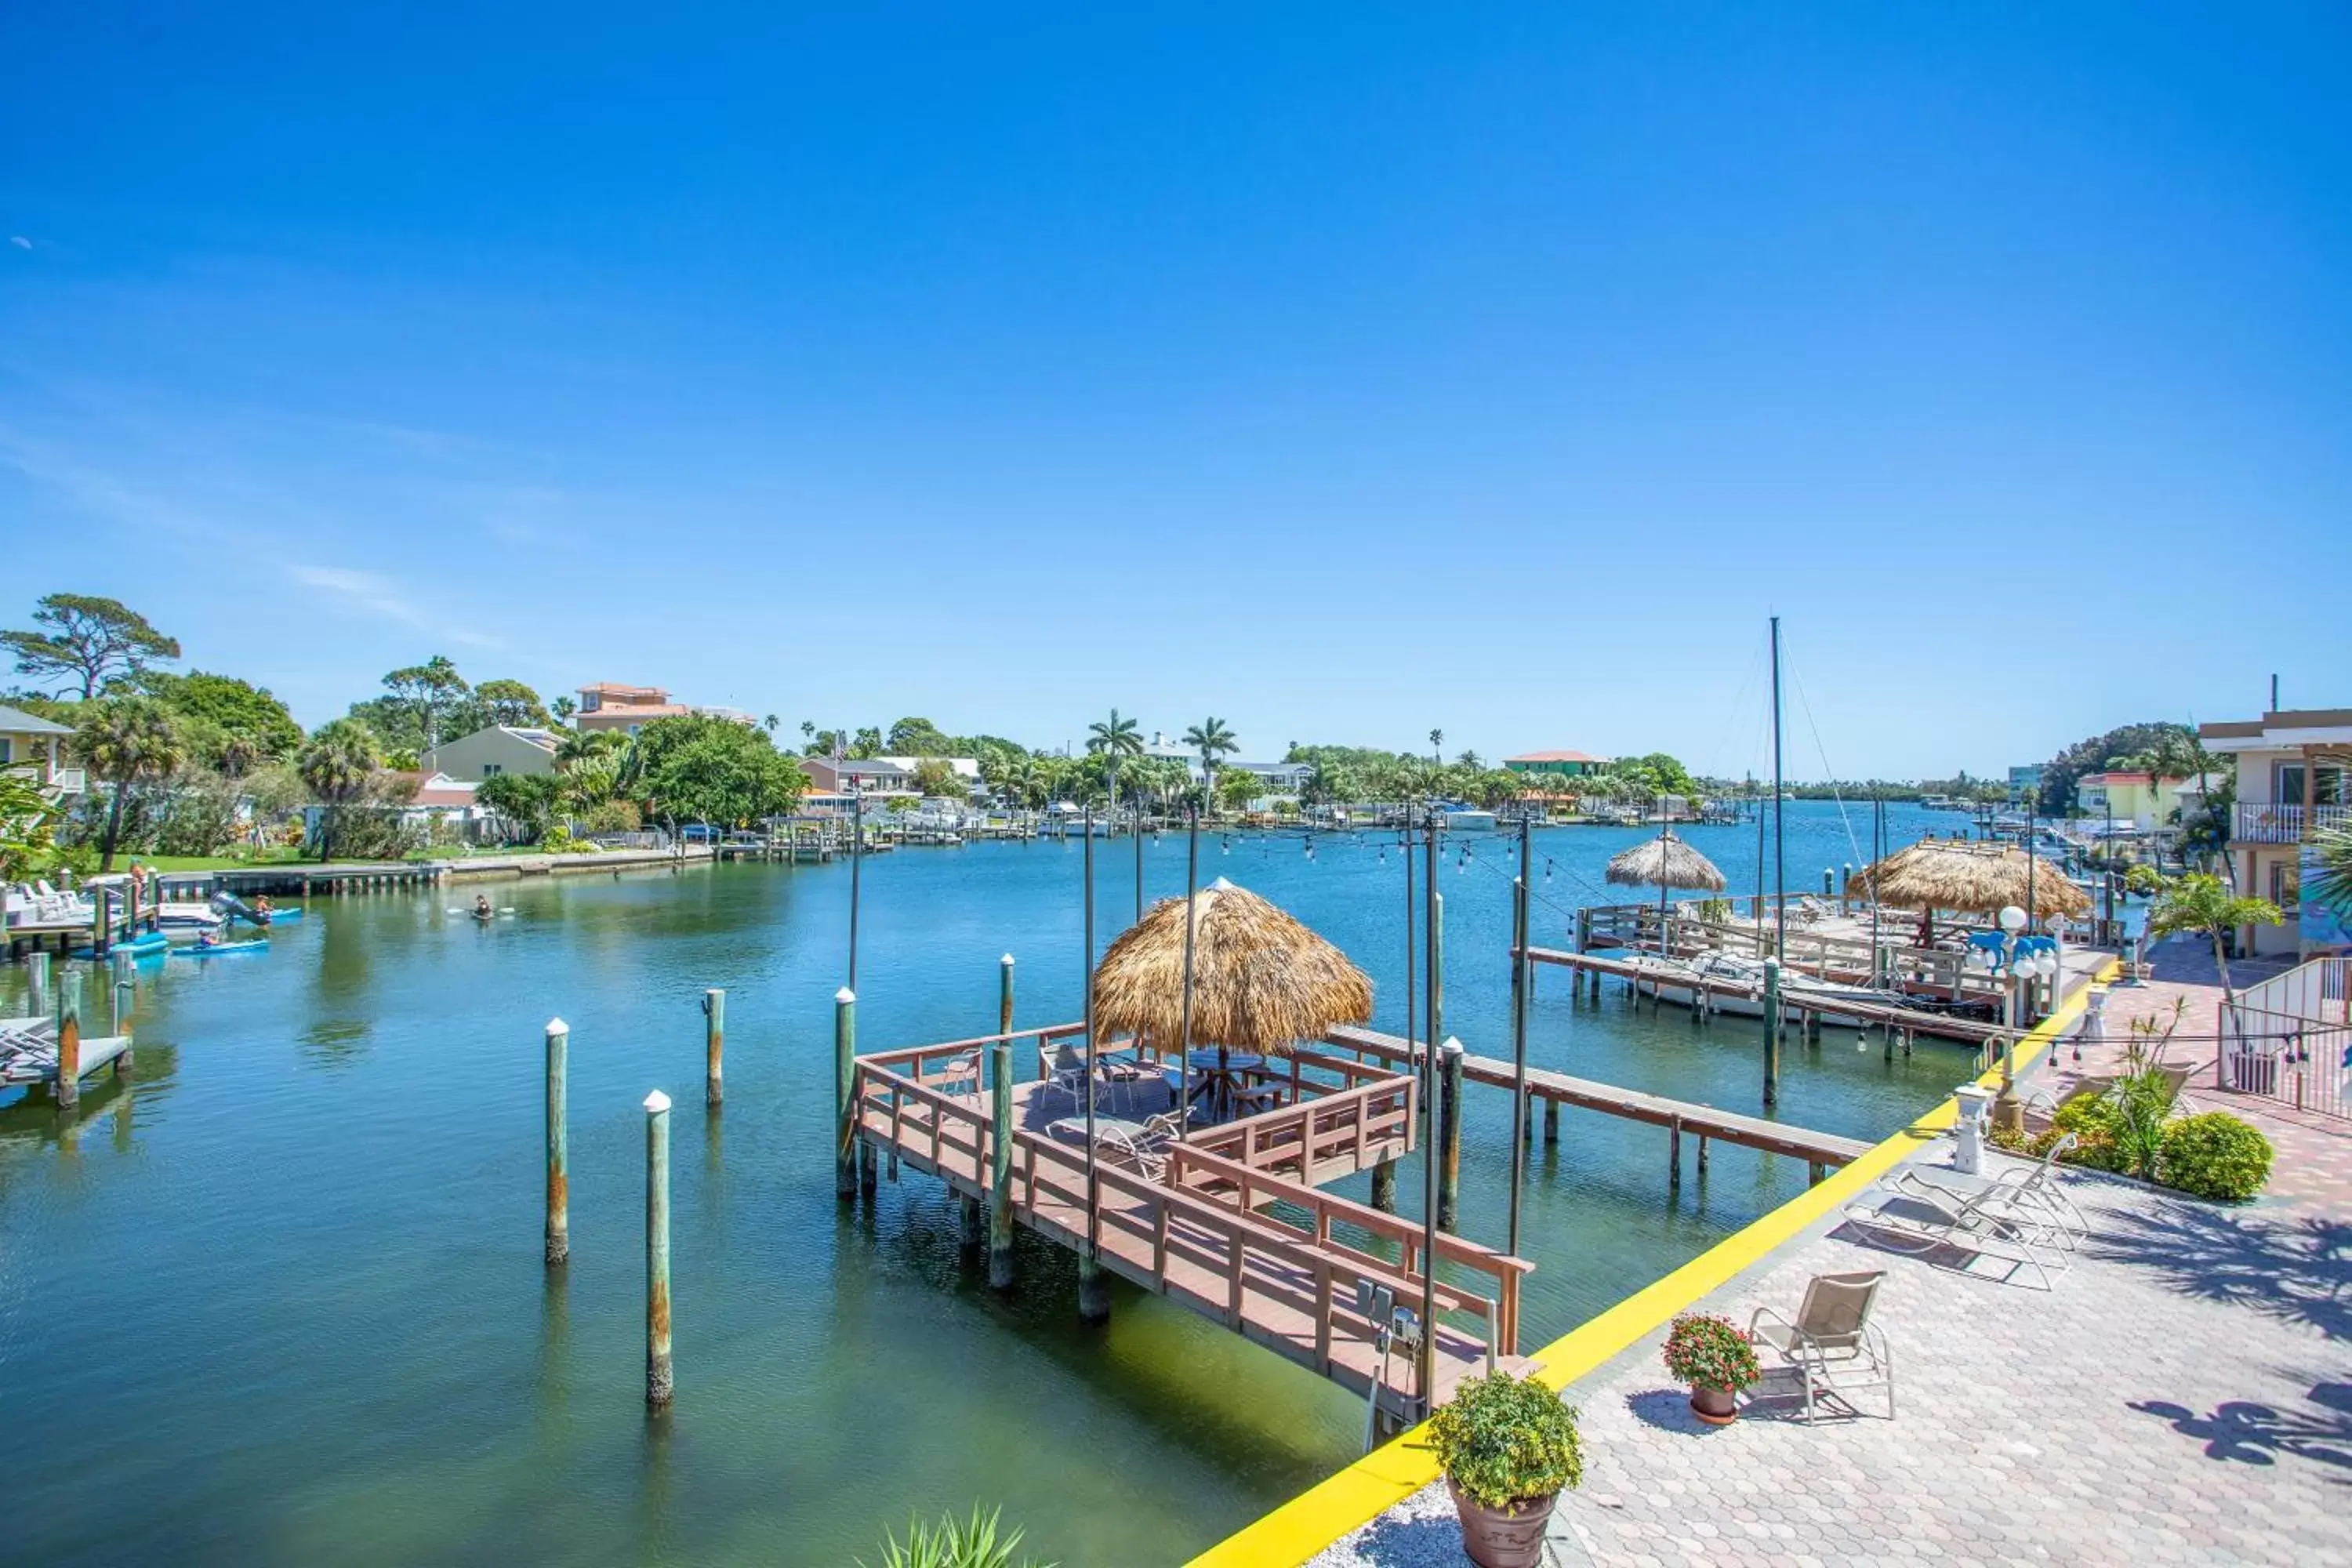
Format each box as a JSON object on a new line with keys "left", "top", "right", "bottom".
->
{"left": 2234, "top": 801, "right": 2352, "bottom": 844}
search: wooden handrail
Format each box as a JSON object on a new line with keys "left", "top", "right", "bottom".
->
{"left": 857, "top": 1021, "right": 1086, "bottom": 1073}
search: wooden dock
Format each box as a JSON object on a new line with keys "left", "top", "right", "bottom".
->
{"left": 1526, "top": 944, "right": 2012, "bottom": 1048}
{"left": 1, "top": 1015, "right": 133, "bottom": 1093}
{"left": 1320, "top": 1024, "right": 1873, "bottom": 1174}
{"left": 850, "top": 1028, "right": 1536, "bottom": 1421}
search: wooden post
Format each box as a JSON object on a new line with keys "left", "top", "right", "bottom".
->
{"left": 28, "top": 950, "right": 49, "bottom": 1018}
{"left": 702, "top": 989, "right": 724, "bottom": 1107}
{"left": 989, "top": 1038, "right": 1016, "bottom": 1289}
{"left": 1370, "top": 1158, "right": 1397, "bottom": 1212}
{"left": 1668, "top": 1115, "right": 1682, "bottom": 1189}
{"left": 1437, "top": 1037, "right": 1465, "bottom": 1232}
{"left": 834, "top": 988, "right": 858, "bottom": 1200}
{"left": 1697, "top": 1134, "right": 1710, "bottom": 1174}
{"left": 56, "top": 968, "right": 82, "bottom": 1110}
{"left": 545, "top": 1019, "right": 570, "bottom": 1265}
{"left": 1762, "top": 960, "right": 1781, "bottom": 1108}
{"left": 999, "top": 953, "right": 1015, "bottom": 1035}
{"left": 1542, "top": 1098, "right": 1559, "bottom": 1144}
{"left": 644, "top": 1090, "right": 674, "bottom": 1408}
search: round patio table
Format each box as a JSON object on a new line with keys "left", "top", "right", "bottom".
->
{"left": 1166, "top": 1048, "right": 1268, "bottom": 1123}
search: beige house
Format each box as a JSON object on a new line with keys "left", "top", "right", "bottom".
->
{"left": 421, "top": 725, "right": 561, "bottom": 782}
{"left": 2198, "top": 707, "right": 2352, "bottom": 957}
{"left": 0, "top": 703, "right": 81, "bottom": 799}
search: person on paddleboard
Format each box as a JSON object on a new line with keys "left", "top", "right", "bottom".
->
{"left": 474, "top": 894, "right": 494, "bottom": 922}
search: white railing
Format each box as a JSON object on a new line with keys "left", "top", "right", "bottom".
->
{"left": 2222, "top": 957, "right": 2352, "bottom": 1118}
{"left": 2234, "top": 801, "right": 2352, "bottom": 844}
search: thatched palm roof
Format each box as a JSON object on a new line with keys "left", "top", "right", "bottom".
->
{"left": 1092, "top": 877, "right": 1372, "bottom": 1054}
{"left": 1847, "top": 841, "right": 2091, "bottom": 918}
{"left": 1606, "top": 831, "right": 1727, "bottom": 894}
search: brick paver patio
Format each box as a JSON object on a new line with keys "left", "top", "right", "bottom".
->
{"left": 1313, "top": 942, "right": 2350, "bottom": 1568}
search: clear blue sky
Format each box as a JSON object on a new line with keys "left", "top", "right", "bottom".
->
{"left": 4, "top": 4, "right": 2346, "bottom": 778}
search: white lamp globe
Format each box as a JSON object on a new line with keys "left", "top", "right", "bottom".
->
{"left": 2037, "top": 952, "right": 2060, "bottom": 979}
{"left": 1999, "top": 905, "right": 2028, "bottom": 935}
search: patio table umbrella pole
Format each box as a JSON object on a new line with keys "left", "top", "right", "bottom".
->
{"left": 1079, "top": 805, "right": 1107, "bottom": 1323}
{"left": 1177, "top": 804, "right": 1200, "bottom": 1136}
{"left": 1418, "top": 811, "right": 1439, "bottom": 1416}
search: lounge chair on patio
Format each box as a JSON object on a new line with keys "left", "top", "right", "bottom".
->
{"left": 1046, "top": 1109, "right": 1185, "bottom": 1179}
{"left": 927, "top": 1049, "right": 982, "bottom": 1102}
{"left": 1748, "top": 1270, "right": 1894, "bottom": 1422}
{"left": 1842, "top": 1166, "right": 2074, "bottom": 1290}
{"left": 1040, "top": 1041, "right": 1092, "bottom": 1108}
{"left": 1897, "top": 1134, "right": 2087, "bottom": 1249}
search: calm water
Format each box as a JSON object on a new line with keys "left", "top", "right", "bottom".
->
{"left": 1, "top": 803, "right": 1972, "bottom": 1566}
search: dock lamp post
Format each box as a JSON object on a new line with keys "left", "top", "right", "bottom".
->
{"left": 1973, "top": 905, "right": 2059, "bottom": 1134}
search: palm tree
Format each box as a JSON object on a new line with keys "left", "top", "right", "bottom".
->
{"left": 1428, "top": 728, "right": 1444, "bottom": 764}
{"left": 71, "top": 696, "right": 185, "bottom": 871}
{"left": 2143, "top": 873, "right": 2284, "bottom": 1002}
{"left": 1086, "top": 708, "right": 1144, "bottom": 804}
{"left": 1182, "top": 717, "right": 1237, "bottom": 809}
{"left": 299, "top": 719, "right": 384, "bottom": 863}
{"left": 764, "top": 714, "right": 779, "bottom": 735}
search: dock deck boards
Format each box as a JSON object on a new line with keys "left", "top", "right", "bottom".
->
{"left": 853, "top": 1054, "right": 1528, "bottom": 1416}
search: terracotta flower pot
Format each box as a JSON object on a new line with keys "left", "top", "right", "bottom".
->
{"left": 1689, "top": 1382, "right": 1739, "bottom": 1425}
{"left": 1448, "top": 1478, "right": 1562, "bottom": 1568}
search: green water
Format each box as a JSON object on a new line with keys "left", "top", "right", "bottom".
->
{"left": 0, "top": 805, "right": 1971, "bottom": 1565}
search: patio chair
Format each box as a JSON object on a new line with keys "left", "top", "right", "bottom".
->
{"left": 1748, "top": 1270, "right": 1894, "bottom": 1422}
{"left": 1040, "top": 1041, "right": 1092, "bottom": 1108}
{"left": 928, "top": 1049, "right": 982, "bottom": 1102}
{"left": 1899, "top": 1134, "right": 2088, "bottom": 1248}
{"left": 1094, "top": 1045, "right": 1163, "bottom": 1115}
{"left": 1842, "top": 1169, "right": 2074, "bottom": 1290}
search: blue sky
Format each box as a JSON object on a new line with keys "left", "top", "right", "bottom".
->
{"left": 4, "top": 4, "right": 2347, "bottom": 777}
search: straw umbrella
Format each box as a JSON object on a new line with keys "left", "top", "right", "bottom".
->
{"left": 1846, "top": 840, "right": 2090, "bottom": 943}
{"left": 1093, "top": 877, "right": 1373, "bottom": 1121}
{"left": 1606, "top": 829, "right": 1727, "bottom": 964}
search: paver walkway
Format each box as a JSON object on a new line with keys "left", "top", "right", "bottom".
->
{"left": 1312, "top": 952, "right": 2351, "bottom": 1567}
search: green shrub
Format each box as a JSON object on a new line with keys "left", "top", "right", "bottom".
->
{"left": 862, "top": 1508, "right": 1051, "bottom": 1568}
{"left": 2157, "top": 1112, "right": 2274, "bottom": 1202}
{"left": 1423, "top": 1370, "right": 1584, "bottom": 1509}
{"left": 2050, "top": 1097, "right": 2129, "bottom": 1173}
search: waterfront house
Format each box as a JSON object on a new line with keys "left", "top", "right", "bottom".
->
{"left": 1141, "top": 731, "right": 1207, "bottom": 778}
{"left": 1229, "top": 760, "right": 1312, "bottom": 793}
{"left": 2198, "top": 707, "right": 2352, "bottom": 957}
{"left": 572, "top": 682, "right": 753, "bottom": 737}
{"left": 1504, "top": 749, "right": 1610, "bottom": 780}
{"left": 419, "top": 725, "right": 561, "bottom": 782}
{"left": 800, "top": 756, "right": 914, "bottom": 797}
{"left": 0, "top": 703, "right": 81, "bottom": 800}
{"left": 2074, "top": 771, "right": 2191, "bottom": 833}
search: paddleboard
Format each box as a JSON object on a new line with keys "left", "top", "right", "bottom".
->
{"left": 171, "top": 939, "right": 270, "bottom": 957}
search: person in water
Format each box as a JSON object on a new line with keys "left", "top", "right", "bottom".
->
{"left": 474, "top": 895, "right": 494, "bottom": 920}
{"left": 253, "top": 895, "right": 274, "bottom": 924}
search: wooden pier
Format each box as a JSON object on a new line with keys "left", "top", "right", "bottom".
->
{"left": 849, "top": 1026, "right": 1536, "bottom": 1421}
{"left": 1320, "top": 1025, "right": 1872, "bottom": 1174}
{"left": 1527, "top": 944, "right": 2011, "bottom": 1048}
{"left": 1, "top": 1015, "right": 133, "bottom": 1096}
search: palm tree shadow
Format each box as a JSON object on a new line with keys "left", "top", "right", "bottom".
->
{"left": 2132, "top": 1381, "right": 2352, "bottom": 1479}
{"left": 2088, "top": 1196, "right": 2352, "bottom": 1341}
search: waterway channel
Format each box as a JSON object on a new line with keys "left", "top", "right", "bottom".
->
{"left": 2, "top": 803, "right": 1994, "bottom": 1565}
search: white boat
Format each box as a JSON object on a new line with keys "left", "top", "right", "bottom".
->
{"left": 1439, "top": 809, "right": 1497, "bottom": 833}
{"left": 1616, "top": 949, "right": 1930, "bottom": 1030}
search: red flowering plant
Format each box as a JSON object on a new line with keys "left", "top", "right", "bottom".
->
{"left": 1661, "top": 1313, "right": 1761, "bottom": 1392}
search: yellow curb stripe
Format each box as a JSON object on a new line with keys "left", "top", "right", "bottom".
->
{"left": 1187, "top": 960, "right": 2117, "bottom": 1568}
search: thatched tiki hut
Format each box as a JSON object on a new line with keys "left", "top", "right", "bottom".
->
{"left": 1606, "top": 829, "right": 1726, "bottom": 957}
{"left": 1846, "top": 841, "right": 2091, "bottom": 944}
{"left": 1091, "top": 877, "right": 1373, "bottom": 1056}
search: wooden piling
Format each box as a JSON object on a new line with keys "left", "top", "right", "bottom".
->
{"left": 28, "top": 951, "right": 49, "bottom": 1017}
{"left": 1543, "top": 1098, "right": 1560, "bottom": 1144}
{"left": 1762, "top": 959, "right": 1782, "bottom": 1108}
{"left": 1697, "top": 1134, "right": 1709, "bottom": 1174}
{"left": 1668, "top": 1115, "right": 1682, "bottom": 1189}
{"left": 1369, "top": 1159, "right": 1397, "bottom": 1212}
{"left": 545, "top": 1019, "right": 570, "bottom": 1265}
{"left": 702, "top": 988, "right": 724, "bottom": 1107}
{"left": 644, "top": 1090, "right": 674, "bottom": 1408}
{"left": 834, "top": 988, "right": 858, "bottom": 1200}
{"left": 988, "top": 1038, "right": 1016, "bottom": 1289}
{"left": 1437, "top": 1037, "right": 1465, "bottom": 1232}
{"left": 1000, "top": 953, "right": 1015, "bottom": 1035}
{"left": 56, "top": 969, "right": 82, "bottom": 1110}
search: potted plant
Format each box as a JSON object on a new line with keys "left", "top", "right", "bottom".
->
{"left": 1423, "top": 1370, "right": 1584, "bottom": 1568}
{"left": 1662, "top": 1312, "right": 1761, "bottom": 1425}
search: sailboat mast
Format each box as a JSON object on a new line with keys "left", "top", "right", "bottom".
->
{"left": 1770, "top": 615, "right": 1785, "bottom": 964}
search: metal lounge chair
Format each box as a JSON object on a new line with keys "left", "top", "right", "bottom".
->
{"left": 1898, "top": 1134, "right": 2088, "bottom": 1250}
{"left": 1842, "top": 1167, "right": 2074, "bottom": 1290}
{"left": 928, "top": 1049, "right": 982, "bottom": 1102}
{"left": 1039, "top": 1041, "right": 1092, "bottom": 1108}
{"left": 1748, "top": 1270, "right": 1894, "bottom": 1422}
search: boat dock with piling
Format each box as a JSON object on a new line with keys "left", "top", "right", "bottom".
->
{"left": 844, "top": 1018, "right": 1537, "bottom": 1426}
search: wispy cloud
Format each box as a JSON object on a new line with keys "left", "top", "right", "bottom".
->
{"left": 287, "top": 564, "right": 503, "bottom": 650}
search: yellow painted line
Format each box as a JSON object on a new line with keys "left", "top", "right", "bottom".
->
{"left": 1187, "top": 960, "right": 2118, "bottom": 1568}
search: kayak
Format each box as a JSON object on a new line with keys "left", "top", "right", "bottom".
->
{"left": 260, "top": 907, "right": 304, "bottom": 923}
{"left": 172, "top": 939, "right": 270, "bottom": 958}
